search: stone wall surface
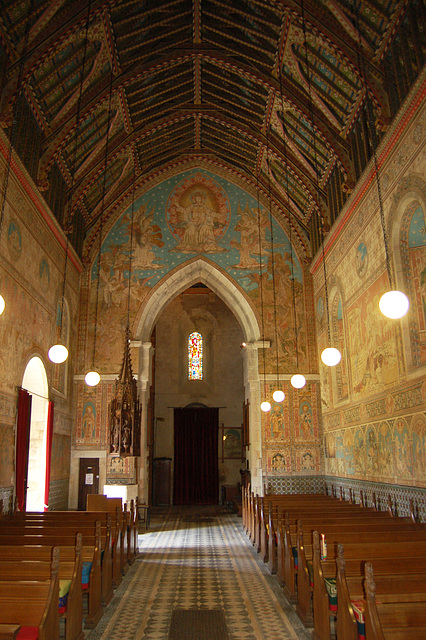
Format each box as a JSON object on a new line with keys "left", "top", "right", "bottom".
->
{"left": 312, "top": 74, "right": 426, "bottom": 491}
{"left": 0, "top": 131, "right": 80, "bottom": 508}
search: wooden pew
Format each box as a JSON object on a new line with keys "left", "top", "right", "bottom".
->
{"left": 259, "top": 496, "right": 374, "bottom": 569}
{"left": 335, "top": 550, "right": 426, "bottom": 640}
{"left": 86, "top": 494, "right": 136, "bottom": 574}
{"left": 364, "top": 562, "right": 426, "bottom": 640}
{"left": 0, "top": 547, "right": 60, "bottom": 640}
{"left": 296, "top": 522, "right": 426, "bottom": 628}
{"left": 0, "top": 523, "right": 103, "bottom": 628}
{"left": 310, "top": 532, "right": 426, "bottom": 640}
{"left": 4, "top": 511, "right": 115, "bottom": 601}
{"left": 277, "top": 509, "right": 397, "bottom": 602}
{"left": 0, "top": 538, "right": 83, "bottom": 640}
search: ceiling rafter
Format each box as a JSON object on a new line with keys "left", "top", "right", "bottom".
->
{"left": 0, "top": 0, "right": 409, "bottom": 249}
{"left": 36, "top": 47, "right": 354, "bottom": 192}
{"left": 65, "top": 107, "right": 324, "bottom": 230}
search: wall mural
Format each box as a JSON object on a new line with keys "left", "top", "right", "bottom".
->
{"left": 75, "top": 389, "right": 103, "bottom": 447}
{"left": 0, "top": 276, "right": 52, "bottom": 392}
{"left": 0, "top": 425, "right": 14, "bottom": 486}
{"left": 87, "top": 169, "right": 306, "bottom": 373}
{"left": 401, "top": 202, "right": 426, "bottom": 368}
{"left": 318, "top": 192, "right": 425, "bottom": 488}
{"left": 51, "top": 434, "right": 71, "bottom": 481}
{"left": 324, "top": 412, "right": 425, "bottom": 488}
{"left": 263, "top": 381, "right": 322, "bottom": 477}
{"left": 52, "top": 301, "right": 69, "bottom": 395}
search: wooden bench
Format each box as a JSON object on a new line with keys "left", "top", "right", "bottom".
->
{"left": 7, "top": 511, "right": 117, "bottom": 598}
{"left": 263, "top": 499, "right": 389, "bottom": 573}
{"left": 0, "top": 547, "right": 60, "bottom": 640}
{"left": 0, "top": 538, "right": 83, "bottom": 640}
{"left": 277, "top": 511, "right": 419, "bottom": 603}
{"left": 86, "top": 495, "right": 138, "bottom": 570}
{"left": 364, "top": 562, "right": 426, "bottom": 640}
{"left": 244, "top": 492, "right": 340, "bottom": 542}
{"left": 0, "top": 524, "right": 103, "bottom": 628}
{"left": 335, "top": 548, "right": 426, "bottom": 640}
{"left": 272, "top": 505, "right": 395, "bottom": 598}
{"left": 257, "top": 495, "right": 375, "bottom": 564}
{"left": 309, "top": 532, "right": 426, "bottom": 640}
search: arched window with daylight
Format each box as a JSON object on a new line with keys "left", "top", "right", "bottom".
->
{"left": 188, "top": 332, "right": 203, "bottom": 380}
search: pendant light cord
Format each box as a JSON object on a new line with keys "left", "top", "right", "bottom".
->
{"left": 126, "top": 162, "right": 136, "bottom": 333}
{"left": 279, "top": 73, "right": 300, "bottom": 370}
{"left": 300, "top": 0, "right": 332, "bottom": 344}
{"left": 256, "top": 171, "right": 268, "bottom": 400}
{"left": 58, "top": 0, "right": 92, "bottom": 344}
{"left": 349, "top": 0, "right": 393, "bottom": 289}
{"left": 92, "top": 73, "right": 114, "bottom": 369}
{"left": 265, "top": 139, "right": 280, "bottom": 392}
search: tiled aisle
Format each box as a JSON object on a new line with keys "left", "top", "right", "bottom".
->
{"left": 86, "top": 506, "right": 312, "bottom": 640}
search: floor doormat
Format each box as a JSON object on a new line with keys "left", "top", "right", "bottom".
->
{"left": 168, "top": 609, "right": 229, "bottom": 640}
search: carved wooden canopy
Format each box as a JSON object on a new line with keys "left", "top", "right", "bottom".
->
{"left": 109, "top": 330, "right": 141, "bottom": 458}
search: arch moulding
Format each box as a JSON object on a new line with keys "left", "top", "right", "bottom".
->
{"left": 134, "top": 257, "right": 265, "bottom": 500}
{"left": 135, "top": 257, "right": 261, "bottom": 344}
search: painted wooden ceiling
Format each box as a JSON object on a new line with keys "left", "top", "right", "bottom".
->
{"left": 0, "top": 0, "right": 408, "bottom": 246}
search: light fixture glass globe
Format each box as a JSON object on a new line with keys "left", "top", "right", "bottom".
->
{"left": 321, "top": 347, "right": 342, "bottom": 367}
{"left": 272, "top": 389, "right": 285, "bottom": 402}
{"left": 48, "top": 344, "right": 68, "bottom": 364}
{"left": 291, "top": 374, "right": 306, "bottom": 389}
{"left": 379, "top": 290, "right": 409, "bottom": 319}
{"left": 260, "top": 400, "right": 271, "bottom": 412}
{"left": 85, "top": 371, "right": 100, "bottom": 386}
{"left": 0, "top": 295, "right": 5, "bottom": 315}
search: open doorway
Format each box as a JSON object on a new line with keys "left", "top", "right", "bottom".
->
{"left": 22, "top": 356, "right": 49, "bottom": 511}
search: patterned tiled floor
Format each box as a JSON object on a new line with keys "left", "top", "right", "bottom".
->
{"left": 86, "top": 506, "right": 312, "bottom": 640}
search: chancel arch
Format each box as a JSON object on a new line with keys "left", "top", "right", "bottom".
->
{"left": 134, "top": 258, "right": 264, "bottom": 499}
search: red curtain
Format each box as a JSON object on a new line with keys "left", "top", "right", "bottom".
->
{"left": 44, "top": 401, "right": 54, "bottom": 511}
{"left": 15, "top": 388, "right": 32, "bottom": 511}
{"left": 173, "top": 407, "right": 219, "bottom": 505}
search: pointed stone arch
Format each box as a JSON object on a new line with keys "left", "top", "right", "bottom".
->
{"left": 134, "top": 257, "right": 264, "bottom": 501}
{"left": 135, "top": 257, "right": 261, "bottom": 344}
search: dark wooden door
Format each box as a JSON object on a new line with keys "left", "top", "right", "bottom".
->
{"left": 173, "top": 407, "right": 219, "bottom": 505}
{"left": 78, "top": 458, "right": 99, "bottom": 510}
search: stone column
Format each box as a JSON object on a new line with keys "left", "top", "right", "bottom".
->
{"left": 135, "top": 340, "right": 154, "bottom": 505}
{"left": 241, "top": 340, "right": 269, "bottom": 495}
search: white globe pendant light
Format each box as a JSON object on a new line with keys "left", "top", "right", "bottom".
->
{"left": 48, "top": 344, "right": 68, "bottom": 364}
{"left": 379, "top": 290, "right": 409, "bottom": 319}
{"left": 321, "top": 347, "right": 342, "bottom": 367}
{"left": 261, "top": 400, "right": 271, "bottom": 412}
{"left": 85, "top": 370, "right": 100, "bottom": 387}
{"left": 272, "top": 389, "right": 285, "bottom": 402}
{"left": 291, "top": 374, "right": 306, "bottom": 389}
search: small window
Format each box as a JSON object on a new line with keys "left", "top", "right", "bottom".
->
{"left": 188, "top": 332, "right": 203, "bottom": 380}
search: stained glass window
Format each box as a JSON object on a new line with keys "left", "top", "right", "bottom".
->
{"left": 188, "top": 332, "right": 203, "bottom": 380}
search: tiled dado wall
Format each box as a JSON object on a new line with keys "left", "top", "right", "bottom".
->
{"left": 266, "top": 475, "right": 426, "bottom": 522}
{"left": 266, "top": 475, "right": 326, "bottom": 495}
{"left": 324, "top": 477, "right": 426, "bottom": 522}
